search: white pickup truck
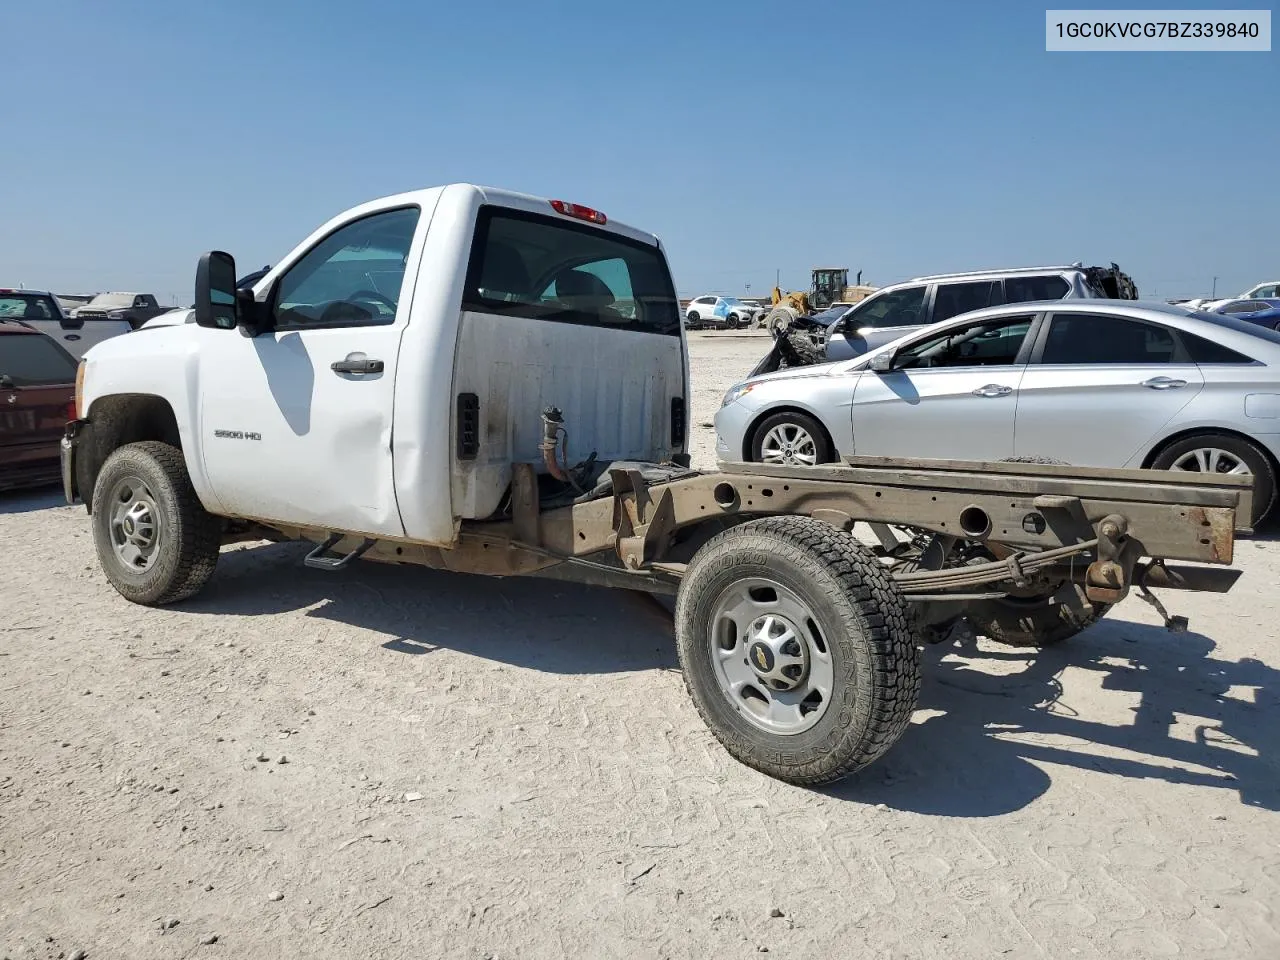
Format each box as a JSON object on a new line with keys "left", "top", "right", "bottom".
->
{"left": 62, "top": 183, "right": 1250, "bottom": 786}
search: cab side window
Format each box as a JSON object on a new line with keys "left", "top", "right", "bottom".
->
{"left": 272, "top": 207, "right": 420, "bottom": 329}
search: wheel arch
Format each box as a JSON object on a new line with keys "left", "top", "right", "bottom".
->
{"left": 79, "top": 394, "right": 184, "bottom": 515}
{"left": 742, "top": 403, "right": 838, "bottom": 463}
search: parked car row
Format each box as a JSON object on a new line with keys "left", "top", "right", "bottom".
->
{"left": 1, "top": 266, "right": 277, "bottom": 493}
{"left": 0, "top": 318, "right": 78, "bottom": 491}
{"left": 717, "top": 298, "right": 1280, "bottom": 526}
{"left": 0, "top": 289, "right": 133, "bottom": 359}
{"left": 69, "top": 291, "right": 171, "bottom": 329}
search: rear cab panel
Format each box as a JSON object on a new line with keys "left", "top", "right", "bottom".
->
{"left": 394, "top": 185, "right": 686, "bottom": 542}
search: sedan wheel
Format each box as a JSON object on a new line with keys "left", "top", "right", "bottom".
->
{"left": 1151, "top": 432, "right": 1276, "bottom": 527}
{"left": 749, "top": 411, "right": 834, "bottom": 467}
{"left": 1169, "top": 447, "right": 1251, "bottom": 477}
{"left": 761, "top": 424, "right": 818, "bottom": 465}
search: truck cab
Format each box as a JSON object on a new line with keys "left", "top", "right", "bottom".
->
{"left": 66, "top": 184, "right": 688, "bottom": 549}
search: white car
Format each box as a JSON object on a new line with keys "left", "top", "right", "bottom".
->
{"left": 1185, "top": 281, "right": 1280, "bottom": 314}
{"left": 683, "top": 295, "right": 764, "bottom": 329}
{"left": 716, "top": 299, "right": 1280, "bottom": 525}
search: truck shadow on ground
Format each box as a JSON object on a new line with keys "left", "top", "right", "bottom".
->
{"left": 0, "top": 485, "right": 64, "bottom": 515}
{"left": 187, "top": 541, "right": 1277, "bottom": 815}
{"left": 183, "top": 541, "right": 679, "bottom": 675}
{"left": 836, "top": 622, "right": 1280, "bottom": 816}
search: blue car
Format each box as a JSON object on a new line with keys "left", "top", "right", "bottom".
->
{"left": 1215, "top": 298, "right": 1280, "bottom": 331}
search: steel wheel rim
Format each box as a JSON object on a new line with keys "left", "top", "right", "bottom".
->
{"left": 108, "top": 475, "right": 163, "bottom": 572}
{"left": 760, "top": 422, "right": 818, "bottom": 466}
{"left": 1169, "top": 447, "right": 1252, "bottom": 477}
{"left": 708, "top": 577, "right": 834, "bottom": 735}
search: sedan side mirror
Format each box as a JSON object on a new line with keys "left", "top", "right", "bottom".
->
{"left": 194, "top": 251, "right": 240, "bottom": 330}
{"left": 60, "top": 315, "right": 84, "bottom": 331}
{"left": 869, "top": 351, "right": 894, "bottom": 373}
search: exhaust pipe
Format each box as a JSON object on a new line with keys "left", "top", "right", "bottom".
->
{"left": 540, "top": 407, "right": 569, "bottom": 482}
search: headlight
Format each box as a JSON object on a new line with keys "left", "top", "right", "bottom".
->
{"left": 721, "top": 383, "right": 754, "bottom": 407}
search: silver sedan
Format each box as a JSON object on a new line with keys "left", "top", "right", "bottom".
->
{"left": 715, "top": 300, "right": 1280, "bottom": 525}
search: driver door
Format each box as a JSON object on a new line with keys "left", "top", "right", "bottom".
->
{"left": 197, "top": 204, "right": 424, "bottom": 535}
{"left": 849, "top": 313, "right": 1037, "bottom": 461}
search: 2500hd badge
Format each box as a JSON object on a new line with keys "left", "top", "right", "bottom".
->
{"left": 213, "top": 429, "right": 262, "bottom": 441}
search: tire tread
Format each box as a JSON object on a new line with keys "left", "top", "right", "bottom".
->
{"left": 676, "top": 515, "right": 921, "bottom": 786}
{"left": 92, "top": 441, "right": 220, "bottom": 605}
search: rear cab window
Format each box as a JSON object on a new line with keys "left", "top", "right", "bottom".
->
{"left": 0, "top": 335, "right": 79, "bottom": 385}
{"left": 463, "top": 208, "right": 680, "bottom": 336}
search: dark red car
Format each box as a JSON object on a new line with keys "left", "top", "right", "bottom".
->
{"left": 1, "top": 319, "right": 78, "bottom": 491}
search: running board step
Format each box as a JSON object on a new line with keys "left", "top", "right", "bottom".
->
{"left": 304, "top": 534, "right": 376, "bottom": 571}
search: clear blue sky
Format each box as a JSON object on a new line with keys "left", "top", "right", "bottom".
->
{"left": 3, "top": 0, "right": 1276, "bottom": 302}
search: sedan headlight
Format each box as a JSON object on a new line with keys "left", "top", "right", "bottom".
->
{"left": 722, "top": 383, "right": 754, "bottom": 407}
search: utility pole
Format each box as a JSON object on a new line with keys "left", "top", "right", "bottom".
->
{"left": 1212, "top": 276, "right": 1218, "bottom": 298}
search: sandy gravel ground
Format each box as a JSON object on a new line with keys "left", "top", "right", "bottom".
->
{"left": 2, "top": 331, "right": 1278, "bottom": 960}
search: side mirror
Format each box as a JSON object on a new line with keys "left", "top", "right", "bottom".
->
{"left": 869, "top": 351, "right": 894, "bottom": 373}
{"left": 60, "top": 315, "right": 84, "bottom": 330}
{"left": 194, "top": 251, "right": 239, "bottom": 330}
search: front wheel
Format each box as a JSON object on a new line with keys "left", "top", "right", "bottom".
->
{"left": 1150, "top": 433, "right": 1275, "bottom": 527}
{"left": 675, "top": 516, "right": 921, "bottom": 785}
{"left": 749, "top": 410, "right": 833, "bottom": 466}
{"left": 91, "top": 441, "right": 221, "bottom": 605}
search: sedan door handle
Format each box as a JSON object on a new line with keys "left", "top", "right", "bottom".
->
{"left": 331, "top": 353, "right": 384, "bottom": 375}
{"left": 1141, "top": 376, "right": 1187, "bottom": 389}
{"left": 971, "top": 383, "right": 1013, "bottom": 398}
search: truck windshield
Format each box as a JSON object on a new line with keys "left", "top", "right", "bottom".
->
{"left": 463, "top": 208, "right": 680, "bottom": 336}
{"left": 86, "top": 294, "right": 135, "bottom": 308}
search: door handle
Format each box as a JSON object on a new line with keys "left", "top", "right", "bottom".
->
{"left": 971, "top": 384, "right": 1013, "bottom": 397}
{"left": 1141, "top": 376, "right": 1187, "bottom": 389}
{"left": 331, "top": 353, "right": 384, "bottom": 375}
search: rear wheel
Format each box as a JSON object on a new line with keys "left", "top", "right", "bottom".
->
{"left": 675, "top": 516, "right": 921, "bottom": 785}
{"left": 750, "top": 410, "right": 833, "bottom": 466}
{"left": 1151, "top": 433, "right": 1275, "bottom": 527}
{"left": 91, "top": 441, "right": 221, "bottom": 605}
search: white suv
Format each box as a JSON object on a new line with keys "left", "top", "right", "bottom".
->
{"left": 683, "top": 295, "right": 764, "bottom": 329}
